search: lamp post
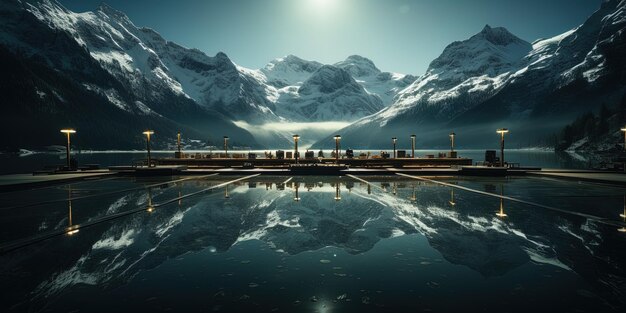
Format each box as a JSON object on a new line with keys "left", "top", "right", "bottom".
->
{"left": 293, "top": 134, "right": 300, "bottom": 164}
{"left": 223, "top": 136, "right": 229, "bottom": 157}
{"left": 142, "top": 130, "right": 154, "bottom": 167}
{"left": 177, "top": 132, "right": 182, "bottom": 155}
{"left": 392, "top": 137, "right": 397, "bottom": 158}
{"left": 411, "top": 134, "right": 416, "bottom": 158}
{"left": 60, "top": 129, "right": 76, "bottom": 169}
{"left": 334, "top": 135, "right": 341, "bottom": 164}
{"left": 449, "top": 132, "right": 456, "bottom": 153}
{"left": 621, "top": 127, "right": 626, "bottom": 151}
{"left": 496, "top": 128, "right": 509, "bottom": 167}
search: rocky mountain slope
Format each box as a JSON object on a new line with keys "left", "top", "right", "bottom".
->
{"left": 0, "top": 0, "right": 260, "bottom": 150}
{"left": 315, "top": 0, "right": 626, "bottom": 149}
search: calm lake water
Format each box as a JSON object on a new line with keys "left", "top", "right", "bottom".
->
{"left": 1, "top": 175, "right": 625, "bottom": 312}
{"left": 0, "top": 149, "right": 591, "bottom": 174}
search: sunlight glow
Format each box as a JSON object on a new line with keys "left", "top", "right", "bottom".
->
{"left": 310, "top": 0, "right": 334, "bottom": 9}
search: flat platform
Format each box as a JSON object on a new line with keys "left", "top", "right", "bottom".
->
{"left": 528, "top": 170, "right": 626, "bottom": 186}
{"left": 156, "top": 157, "right": 473, "bottom": 168}
{"left": 0, "top": 171, "right": 114, "bottom": 192}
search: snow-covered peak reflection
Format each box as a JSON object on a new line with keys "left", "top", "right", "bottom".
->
{"left": 12, "top": 178, "right": 623, "bottom": 307}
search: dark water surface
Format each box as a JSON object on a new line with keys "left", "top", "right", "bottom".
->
{"left": 1, "top": 175, "right": 625, "bottom": 312}
{"left": 0, "top": 149, "right": 590, "bottom": 174}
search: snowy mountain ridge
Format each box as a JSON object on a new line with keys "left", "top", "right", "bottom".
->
{"left": 319, "top": 0, "right": 626, "bottom": 148}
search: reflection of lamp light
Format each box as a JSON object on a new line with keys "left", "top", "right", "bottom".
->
{"left": 367, "top": 184, "right": 372, "bottom": 195}
{"left": 410, "top": 185, "right": 417, "bottom": 201}
{"left": 146, "top": 189, "right": 155, "bottom": 212}
{"left": 334, "top": 183, "right": 341, "bottom": 201}
{"left": 66, "top": 186, "right": 79, "bottom": 235}
{"left": 617, "top": 195, "right": 626, "bottom": 233}
{"left": 392, "top": 183, "right": 397, "bottom": 195}
{"left": 142, "top": 130, "right": 154, "bottom": 167}
{"left": 224, "top": 184, "right": 230, "bottom": 199}
{"left": 496, "top": 128, "right": 509, "bottom": 167}
{"left": 334, "top": 135, "right": 341, "bottom": 163}
{"left": 496, "top": 199, "right": 507, "bottom": 218}
{"left": 60, "top": 129, "right": 76, "bottom": 169}
{"left": 294, "top": 183, "right": 301, "bottom": 201}
{"left": 496, "top": 185, "right": 507, "bottom": 217}
{"left": 449, "top": 189, "right": 456, "bottom": 206}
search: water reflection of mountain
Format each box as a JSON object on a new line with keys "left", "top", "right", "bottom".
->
{"left": 1, "top": 178, "right": 624, "bottom": 310}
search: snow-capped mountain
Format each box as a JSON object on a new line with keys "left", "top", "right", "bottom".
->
{"left": 270, "top": 65, "right": 384, "bottom": 121}
{"left": 315, "top": 0, "right": 626, "bottom": 149}
{"left": 255, "top": 54, "right": 415, "bottom": 122}
{"left": 0, "top": 0, "right": 260, "bottom": 150}
{"left": 259, "top": 54, "right": 324, "bottom": 88}
{"left": 0, "top": 0, "right": 416, "bottom": 149}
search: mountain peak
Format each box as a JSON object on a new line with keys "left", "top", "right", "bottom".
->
{"left": 299, "top": 65, "right": 361, "bottom": 94}
{"left": 475, "top": 25, "right": 525, "bottom": 46}
{"left": 335, "top": 55, "right": 380, "bottom": 77}
{"left": 281, "top": 54, "right": 306, "bottom": 62}
{"left": 96, "top": 2, "right": 131, "bottom": 22}
{"left": 427, "top": 25, "right": 531, "bottom": 77}
{"left": 215, "top": 51, "right": 230, "bottom": 60}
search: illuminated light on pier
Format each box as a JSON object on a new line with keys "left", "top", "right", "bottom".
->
{"left": 293, "top": 134, "right": 300, "bottom": 164}
{"left": 449, "top": 132, "right": 456, "bottom": 152}
{"left": 333, "top": 135, "right": 341, "bottom": 164}
{"left": 142, "top": 130, "right": 154, "bottom": 167}
{"left": 60, "top": 129, "right": 76, "bottom": 169}
{"left": 496, "top": 128, "right": 509, "bottom": 167}
{"left": 223, "top": 136, "right": 229, "bottom": 157}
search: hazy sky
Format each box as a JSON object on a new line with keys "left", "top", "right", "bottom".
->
{"left": 58, "top": 0, "right": 602, "bottom": 74}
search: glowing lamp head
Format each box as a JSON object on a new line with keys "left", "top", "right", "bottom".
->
{"left": 449, "top": 132, "right": 456, "bottom": 138}
{"left": 621, "top": 127, "right": 626, "bottom": 132}
{"left": 224, "top": 136, "right": 229, "bottom": 140}
{"left": 411, "top": 134, "right": 416, "bottom": 139}
{"left": 142, "top": 130, "right": 154, "bottom": 136}
{"left": 334, "top": 135, "right": 341, "bottom": 140}
{"left": 392, "top": 137, "right": 397, "bottom": 144}
{"left": 496, "top": 128, "right": 509, "bottom": 135}
{"left": 60, "top": 129, "right": 76, "bottom": 134}
{"left": 293, "top": 134, "right": 300, "bottom": 141}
